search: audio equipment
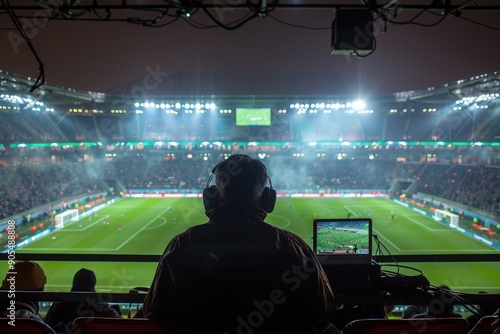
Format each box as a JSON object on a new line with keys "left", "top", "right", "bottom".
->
{"left": 202, "top": 155, "right": 276, "bottom": 213}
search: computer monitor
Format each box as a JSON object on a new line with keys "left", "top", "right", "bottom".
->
{"left": 313, "top": 218, "right": 373, "bottom": 264}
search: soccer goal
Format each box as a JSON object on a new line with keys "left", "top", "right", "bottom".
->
{"left": 54, "top": 209, "right": 79, "bottom": 229}
{"left": 434, "top": 209, "right": 459, "bottom": 227}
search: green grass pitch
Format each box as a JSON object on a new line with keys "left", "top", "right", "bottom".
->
{"left": 4, "top": 197, "right": 500, "bottom": 294}
{"left": 316, "top": 227, "right": 370, "bottom": 254}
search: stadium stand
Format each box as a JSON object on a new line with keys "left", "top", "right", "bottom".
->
{"left": 0, "top": 162, "right": 106, "bottom": 220}
{"left": 1, "top": 70, "right": 499, "bottom": 333}
{"left": 1, "top": 153, "right": 499, "bottom": 218}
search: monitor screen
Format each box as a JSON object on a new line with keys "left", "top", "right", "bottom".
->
{"left": 235, "top": 108, "right": 271, "bottom": 126}
{"left": 313, "top": 218, "right": 372, "bottom": 264}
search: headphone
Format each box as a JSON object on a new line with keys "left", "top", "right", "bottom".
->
{"left": 202, "top": 155, "right": 276, "bottom": 213}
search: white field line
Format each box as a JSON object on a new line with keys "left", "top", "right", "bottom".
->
{"left": 271, "top": 215, "right": 291, "bottom": 229}
{"left": 373, "top": 228, "right": 402, "bottom": 252}
{"left": 63, "top": 216, "right": 107, "bottom": 232}
{"left": 26, "top": 207, "right": 170, "bottom": 252}
{"left": 403, "top": 214, "right": 452, "bottom": 232}
{"left": 144, "top": 217, "right": 167, "bottom": 231}
{"left": 21, "top": 247, "right": 115, "bottom": 252}
{"left": 116, "top": 207, "right": 171, "bottom": 250}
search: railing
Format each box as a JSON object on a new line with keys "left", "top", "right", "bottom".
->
{"left": 2, "top": 253, "right": 500, "bottom": 263}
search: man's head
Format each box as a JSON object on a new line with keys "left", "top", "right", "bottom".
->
{"left": 204, "top": 155, "right": 275, "bottom": 212}
{"left": 2, "top": 260, "right": 46, "bottom": 291}
{"left": 71, "top": 268, "right": 97, "bottom": 292}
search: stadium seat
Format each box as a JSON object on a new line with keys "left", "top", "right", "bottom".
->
{"left": 0, "top": 317, "right": 56, "bottom": 334}
{"left": 72, "top": 317, "right": 167, "bottom": 334}
{"left": 341, "top": 317, "right": 469, "bottom": 334}
{"left": 469, "top": 315, "right": 498, "bottom": 334}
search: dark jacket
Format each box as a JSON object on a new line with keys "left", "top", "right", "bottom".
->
{"left": 142, "top": 205, "right": 335, "bottom": 333}
{"left": 45, "top": 299, "right": 121, "bottom": 329}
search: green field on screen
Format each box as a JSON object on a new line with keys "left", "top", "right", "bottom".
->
{"left": 5, "top": 197, "right": 499, "bottom": 293}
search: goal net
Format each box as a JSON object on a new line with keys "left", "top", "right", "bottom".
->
{"left": 434, "top": 209, "right": 459, "bottom": 227}
{"left": 54, "top": 209, "right": 79, "bottom": 229}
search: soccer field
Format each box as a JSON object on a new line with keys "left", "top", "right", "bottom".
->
{"left": 9, "top": 197, "right": 500, "bottom": 293}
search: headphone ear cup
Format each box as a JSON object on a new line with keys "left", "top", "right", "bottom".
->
{"left": 203, "top": 185, "right": 219, "bottom": 211}
{"left": 260, "top": 187, "right": 276, "bottom": 213}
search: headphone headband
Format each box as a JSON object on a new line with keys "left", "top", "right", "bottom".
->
{"left": 202, "top": 156, "right": 276, "bottom": 213}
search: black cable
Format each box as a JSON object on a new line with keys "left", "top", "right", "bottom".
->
{"left": 201, "top": 5, "right": 258, "bottom": 30}
{"left": 373, "top": 234, "right": 399, "bottom": 272}
{"left": 147, "top": 15, "right": 181, "bottom": 28}
{"left": 247, "top": 0, "right": 279, "bottom": 17}
{"left": 429, "top": 284, "right": 484, "bottom": 317}
{"left": 455, "top": 14, "right": 500, "bottom": 31}
{"left": 386, "top": 7, "right": 428, "bottom": 25}
{"left": 268, "top": 14, "right": 329, "bottom": 30}
{"left": 181, "top": 15, "right": 218, "bottom": 29}
{"left": 356, "top": 35, "right": 377, "bottom": 58}
{"left": 1, "top": 0, "right": 45, "bottom": 93}
{"left": 379, "top": 0, "right": 451, "bottom": 27}
{"left": 91, "top": 7, "right": 111, "bottom": 20}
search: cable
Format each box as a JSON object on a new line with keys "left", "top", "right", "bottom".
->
{"left": 268, "top": 14, "right": 329, "bottom": 30}
{"left": 1, "top": 0, "right": 45, "bottom": 93}
{"left": 428, "top": 284, "right": 484, "bottom": 317}
{"left": 181, "top": 16, "right": 218, "bottom": 29}
{"left": 356, "top": 36, "right": 377, "bottom": 58}
{"left": 378, "top": 0, "right": 451, "bottom": 28}
{"left": 201, "top": 5, "right": 258, "bottom": 30}
{"left": 373, "top": 234, "right": 399, "bottom": 272}
{"left": 455, "top": 14, "right": 500, "bottom": 31}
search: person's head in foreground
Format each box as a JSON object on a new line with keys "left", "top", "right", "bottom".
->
{"left": 142, "top": 154, "right": 336, "bottom": 334}
{"left": 71, "top": 268, "right": 97, "bottom": 292}
{"left": 1, "top": 260, "right": 47, "bottom": 322}
{"left": 203, "top": 154, "right": 276, "bottom": 213}
{"left": 2, "top": 260, "right": 46, "bottom": 291}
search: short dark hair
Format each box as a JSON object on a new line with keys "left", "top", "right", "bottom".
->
{"left": 215, "top": 155, "right": 268, "bottom": 206}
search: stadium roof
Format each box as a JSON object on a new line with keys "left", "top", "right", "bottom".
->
{"left": 1, "top": 1, "right": 500, "bottom": 97}
{"left": 2, "top": 69, "right": 500, "bottom": 109}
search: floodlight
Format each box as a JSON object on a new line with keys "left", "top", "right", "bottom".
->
{"left": 352, "top": 99, "right": 366, "bottom": 110}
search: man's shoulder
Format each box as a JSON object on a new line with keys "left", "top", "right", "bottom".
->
{"left": 268, "top": 223, "right": 309, "bottom": 245}
{"left": 1, "top": 302, "right": 45, "bottom": 323}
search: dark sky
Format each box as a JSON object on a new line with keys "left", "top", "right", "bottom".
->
{"left": 1, "top": 1, "right": 500, "bottom": 97}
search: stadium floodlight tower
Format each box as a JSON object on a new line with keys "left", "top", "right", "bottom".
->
{"left": 434, "top": 209, "right": 459, "bottom": 227}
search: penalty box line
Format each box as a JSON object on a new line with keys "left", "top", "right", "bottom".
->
{"left": 27, "top": 207, "right": 171, "bottom": 252}
{"left": 116, "top": 206, "right": 172, "bottom": 250}
{"left": 403, "top": 214, "right": 452, "bottom": 232}
{"left": 372, "top": 228, "right": 402, "bottom": 252}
